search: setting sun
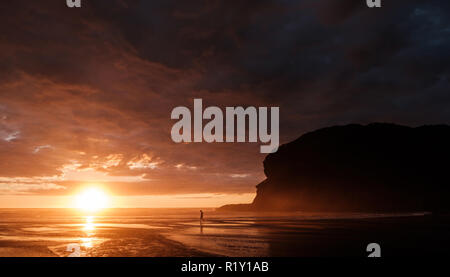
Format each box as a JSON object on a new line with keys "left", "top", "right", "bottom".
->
{"left": 75, "top": 188, "right": 109, "bottom": 212}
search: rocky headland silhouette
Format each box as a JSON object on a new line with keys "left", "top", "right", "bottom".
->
{"left": 220, "top": 123, "right": 450, "bottom": 212}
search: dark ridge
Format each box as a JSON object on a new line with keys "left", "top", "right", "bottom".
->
{"left": 219, "top": 123, "right": 450, "bottom": 212}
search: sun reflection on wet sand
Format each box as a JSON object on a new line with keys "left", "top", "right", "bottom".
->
{"left": 83, "top": 216, "right": 96, "bottom": 232}
{"left": 80, "top": 215, "right": 96, "bottom": 253}
{"left": 80, "top": 237, "right": 93, "bottom": 248}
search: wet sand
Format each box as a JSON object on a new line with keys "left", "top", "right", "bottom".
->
{"left": 0, "top": 209, "right": 448, "bottom": 257}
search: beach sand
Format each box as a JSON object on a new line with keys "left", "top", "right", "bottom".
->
{"left": 0, "top": 209, "right": 448, "bottom": 257}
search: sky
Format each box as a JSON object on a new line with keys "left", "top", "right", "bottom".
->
{"left": 0, "top": 0, "right": 449, "bottom": 208}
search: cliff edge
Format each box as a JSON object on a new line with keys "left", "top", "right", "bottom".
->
{"left": 219, "top": 123, "right": 450, "bottom": 212}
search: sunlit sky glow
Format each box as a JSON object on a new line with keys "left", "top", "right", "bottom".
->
{"left": 0, "top": 193, "right": 255, "bottom": 208}
{"left": 1, "top": 1, "right": 449, "bottom": 207}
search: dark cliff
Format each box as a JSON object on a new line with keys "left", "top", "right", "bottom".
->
{"left": 220, "top": 123, "right": 450, "bottom": 212}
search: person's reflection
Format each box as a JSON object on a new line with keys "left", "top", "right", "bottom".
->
{"left": 199, "top": 210, "right": 204, "bottom": 234}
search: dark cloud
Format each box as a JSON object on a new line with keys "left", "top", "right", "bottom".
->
{"left": 0, "top": 0, "right": 449, "bottom": 196}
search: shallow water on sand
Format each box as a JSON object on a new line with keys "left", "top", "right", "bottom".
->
{"left": 0, "top": 209, "right": 434, "bottom": 257}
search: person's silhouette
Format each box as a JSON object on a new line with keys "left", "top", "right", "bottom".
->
{"left": 199, "top": 210, "right": 204, "bottom": 230}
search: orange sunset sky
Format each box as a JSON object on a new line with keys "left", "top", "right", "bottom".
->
{"left": 2, "top": 1, "right": 448, "bottom": 208}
